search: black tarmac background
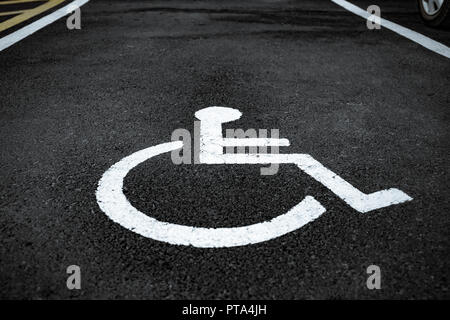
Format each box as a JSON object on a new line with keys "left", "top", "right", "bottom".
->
{"left": 0, "top": 0, "right": 449, "bottom": 299}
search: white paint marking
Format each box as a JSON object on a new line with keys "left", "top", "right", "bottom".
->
{"left": 96, "top": 107, "right": 413, "bottom": 247}
{"left": 0, "top": 0, "right": 90, "bottom": 52}
{"left": 195, "top": 106, "right": 291, "bottom": 164}
{"left": 331, "top": 0, "right": 450, "bottom": 59}
{"left": 96, "top": 141, "right": 326, "bottom": 248}
{"left": 195, "top": 107, "right": 412, "bottom": 213}
{"left": 222, "top": 138, "right": 290, "bottom": 147}
{"left": 212, "top": 153, "right": 412, "bottom": 213}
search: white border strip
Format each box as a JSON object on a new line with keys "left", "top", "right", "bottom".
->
{"left": 0, "top": 0, "right": 90, "bottom": 52}
{"left": 331, "top": 0, "right": 450, "bottom": 59}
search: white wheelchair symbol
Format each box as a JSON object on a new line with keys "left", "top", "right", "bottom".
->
{"left": 96, "top": 107, "right": 412, "bottom": 248}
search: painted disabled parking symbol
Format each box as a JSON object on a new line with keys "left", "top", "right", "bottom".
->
{"left": 96, "top": 107, "right": 412, "bottom": 248}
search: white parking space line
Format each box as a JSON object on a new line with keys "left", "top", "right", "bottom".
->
{"left": 331, "top": 0, "right": 450, "bottom": 59}
{"left": 0, "top": 0, "right": 89, "bottom": 52}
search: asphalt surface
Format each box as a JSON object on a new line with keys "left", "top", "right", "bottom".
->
{"left": 0, "top": 0, "right": 449, "bottom": 299}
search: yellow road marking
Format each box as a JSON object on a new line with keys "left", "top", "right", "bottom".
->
{"left": 0, "top": 0, "right": 64, "bottom": 32}
{"left": 0, "top": 0, "right": 45, "bottom": 5}
{"left": 0, "top": 10, "right": 26, "bottom": 16}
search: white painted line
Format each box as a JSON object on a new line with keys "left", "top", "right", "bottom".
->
{"left": 331, "top": 0, "right": 450, "bottom": 59}
{"left": 0, "top": 0, "right": 90, "bottom": 52}
{"left": 222, "top": 138, "right": 290, "bottom": 147}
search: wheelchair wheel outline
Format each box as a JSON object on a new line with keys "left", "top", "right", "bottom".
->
{"left": 96, "top": 141, "right": 326, "bottom": 248}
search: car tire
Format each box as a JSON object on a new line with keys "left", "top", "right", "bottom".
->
{"left": 418, "top": 0, "right": 450, "bottom": 28}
